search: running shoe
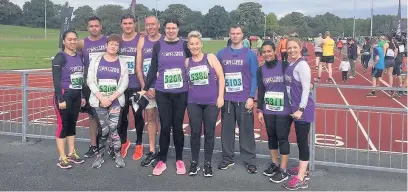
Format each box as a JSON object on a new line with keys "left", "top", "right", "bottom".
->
{"left": 287, "top": 166, "right": 310, "bottom": 181}
{"left": 282, "top": 176, "right": 308, "bottom": 190}
{"left": 327, "top": 78, "right": 334, "bottom": 84}
{"left": 176, "top": 160, "right": 186, "bottom": 175}
{"left": 107, "top": 146, "right": 115, "bottom": 159}
{"left": 141, "top": 151, "right": 157, "bottom": 167}
{"left": 366, "top": 92, "right": 377, "bottom": 97}
{"left": 121, "top": 140, "right": 131, "bottom": 158}
{"left": 115, "top": 154, "right": 125, "bottom": 168}
{"left": 313, "top": 77, "right": 321, "bottom": 82}
{"left": 57, "top": 157, "right": 72, "bottom": 169}
{"left": 203, "top": 162, "right": 213, "bottom": 177}
{"left": 84, "top": 145, "right": 98, "bottom": 158}
{"left": 270, "top": 169, "right": 289, "bottom": 183}
{"left": 218, "top": 161, "right": 235, "bottom": 170}
{"left": 132, "top": 144, "right": 143, "bottom": 160}
{"left": 188, "top": 161, "right": 200, "bottom": 176}
{"left": 263, "top": 163, "right": 279, "bottom": 177}
{"left": 153, "top": 161, "right": 167, "bottom": 176}
{"left": 67, "top": 149, "right": 85, "bottom": 164}
{"left": 246, "top": 164, "right": 258, "bottom": 174}
{"left": 91, "top": 155, "right": 105, "bottom": 169}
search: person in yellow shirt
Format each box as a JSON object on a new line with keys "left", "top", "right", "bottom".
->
{"left": 315, "top": 31, "right": 335, "bottom": 83}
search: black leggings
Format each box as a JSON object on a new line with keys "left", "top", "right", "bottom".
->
{"left": 294, "top": 121, "right": 310, "bottom": 161}
{"left": 264, "top": 114, "right": 292, "bottom": 155}
{"left": 155, "top": 90, "right": 188, "bottom": 162}
{"left": 187, "top": 103, "right": 219, "bottom": 163}
{"left": 361, "top": 55, "right": 371, "bottom": 69}
{"left": 54, "top": 89, "right": 81, "bottom": 139}
{"left": 118, "top": 87, "right": 145, "bottom": 145}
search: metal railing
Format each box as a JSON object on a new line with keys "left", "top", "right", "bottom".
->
{"left": 0, "top": 71, "right": 407, "bottom": 173}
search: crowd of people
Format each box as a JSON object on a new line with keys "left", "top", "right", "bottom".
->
{"left": 52, "top": 14, "right": 316, "bottom": 190}
{"left": 310, "top": 31, "right": 407, "bottom": 97}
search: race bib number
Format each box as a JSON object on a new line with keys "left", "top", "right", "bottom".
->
{"left": 399, "top": 45, "right": 405, "bottom": 53}
{"left": 189, "top": 65, "right": 209, "bottom": 85}
{"left": 98, "top": 79, "right": 118, "bottom": 97}
{"left": 264, "top": 91, "right": 284, "bottom": 111}
{"left": 121, "top": 56, "right": 135, "bottom": 74}
{"left": 164, "top": 68, "right": 183, "bottom": 89}
{"left": 225, "top": 72, "right": 243, "bottom": 92}
{"left": 143, "top": 58, "right": 151, "bottom": 77}
{"left": 70, "top": 72, "right": 83, "bottom": 89}
{"left": 89, "top": 52, "right": 104, "bottom": 64}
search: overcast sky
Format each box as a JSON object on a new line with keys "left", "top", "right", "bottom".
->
{"left": 14, "top": 0, "right": 408, "bottom": 19}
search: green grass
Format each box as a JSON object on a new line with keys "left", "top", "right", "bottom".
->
{"left": 0, "top": 25, "right": 227, "bottom": 70}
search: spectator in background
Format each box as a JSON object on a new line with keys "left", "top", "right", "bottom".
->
{"left": 347, "top": 38, "right": 358, "bottom": 78}
{"left": 243, "top": 36, "right": 250, "bottom": 48}
{"left": 336, "top": 39, "right": 343, "bottom": 52}
{"left": 257, "top": 36, "right": 263, "bottom": 55}
{"left": 227, "top": 38, "right": 232, "bottom": 47}
{"left": 361, "top": 37, "right": 372, "bottom": 73}
{"left": 278, "top": 35, "right": 288, "bottom": 61}
{"left": 339, "top": 56, "right": 351, "bottom": 82}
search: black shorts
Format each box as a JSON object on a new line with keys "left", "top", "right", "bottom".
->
{"left": 315, "top": 52, "right": 322, "bottom": 57}
{"left": 321, "top": 56, "right": 334, "bottom": 63}
{"left": 385, "top": 58, "right": 395, "bottom": 68}
{"left": 372, "top": 68, "right": 383, "bottom": 78}
{"left": 393, "top": 57, "right": 402, "bottom": 76}
{"left": 80, "top": 85, "right": 94, "bottom": 117}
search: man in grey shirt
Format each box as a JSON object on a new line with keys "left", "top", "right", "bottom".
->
{"left": 314, "top": 33, "right": 323, "bottom": 70}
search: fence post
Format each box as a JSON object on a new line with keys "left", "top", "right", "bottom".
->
{"left": 21, "top": 72, "right": 28, "bottom": 142}
{"left": 309, "top": 84, "right": 317, "bottom": 172}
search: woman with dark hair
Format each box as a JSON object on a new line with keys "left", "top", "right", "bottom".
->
{"left": 87, "top": 34, "right": 129, "bottom": 169}
{"left": 361, "top": 37, "right": 372, "bottom": 73}
{"left": 383, "top": 34, "right": 398, "bottom": 96}
{"left": 257, "top": 41, "right": 293, "bottom": 183}
{"left": 139, "top": 18, "right": 192, "bottom": 176}
{"left": 52, "top": 30, "right": 86, "bottom": 169}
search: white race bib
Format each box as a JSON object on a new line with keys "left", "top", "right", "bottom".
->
{"left": 121, "top": 55, "right": 135, "bottom": 74}
{"left": 98, "top": 79, "right": 118, "bottom": 97}
{"left": 264, "top": 91, "right": 284, "bottom": 111}
{"left": 143, "top": 58, "right": 151, "bottom": 77}
{"left": 225, "top": 72, "right": 243, "bottom": 92}
{"left": 69, "top": 72, "right": 83, "bottom": 89}
{"left": 399, "top": 45, "right": 405, "bottom": 53}
{"left": 164, "top": 68, "right": 183, "bottom": 89}
{"left": 189, "top": 65, "right": 209, "bottom": 86}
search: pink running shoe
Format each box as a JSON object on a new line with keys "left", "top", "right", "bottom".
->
{"left": 176, "top": 160, "right": 186, "bottom": 175}
{"left": 153, "top": 161, "right": 166, "bottom": 176}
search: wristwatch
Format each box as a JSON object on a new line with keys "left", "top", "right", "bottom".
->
{"left": 298, "top": 107, "right": 305, "bottom": 112}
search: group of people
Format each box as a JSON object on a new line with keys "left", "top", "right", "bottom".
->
{"left": 52, "top": 14, "right": 315, "bottom": 191}
{"left": 312, "top": 31, "right": 407, "bottom": 97}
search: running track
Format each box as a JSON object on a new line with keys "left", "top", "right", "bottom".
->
{"left": 0, "top": 43, "right": 406, "bottom": 154}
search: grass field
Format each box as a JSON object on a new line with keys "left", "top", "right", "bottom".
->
{"left": 0, "top": 24, "right": 226, "bottom": 70}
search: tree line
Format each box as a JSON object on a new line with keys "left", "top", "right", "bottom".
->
{"left": 1, "top": 0, "right": 406, "bottom": 38}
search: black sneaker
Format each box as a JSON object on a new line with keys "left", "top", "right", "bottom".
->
{"left": 141, "top": 151, "right": 158, "bottom": 167}
{"left": 107, "top": 146, "right": 115, "bottom": 159}
{"left": 188, "top": 161, "right": 200, "bottom": 176}
{"left": 366, "top": 92, "right": 376, "bottom": 97}
{"left": 203, "top": 162, "right": 213, "bottom": 177}
{"left": 269, "top": 169, "right": 289, "bottom": 183}
{"left": 247, "top": 164, "right": 258, "bottom": 174}
{"left": 327, "top": 78, "right": 334, "bottom": 84}
{"left": 218, "top": 161, "right": 235, "bottom": 170}
{"left": 84, "top": 145, "right": 98, "bottom": 158}
{"left": 263, "top": 163, "right": 279, "bottom": 177}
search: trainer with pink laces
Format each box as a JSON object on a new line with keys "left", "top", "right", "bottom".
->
{"left": 138, "top": 18, "right": 191, "bottom": 176}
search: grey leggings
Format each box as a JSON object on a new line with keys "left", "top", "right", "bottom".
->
{"left": 95, "top": 106, "right": 122, "bottom": 156}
